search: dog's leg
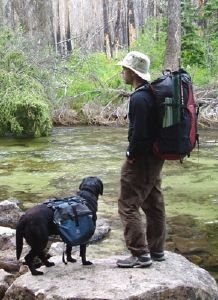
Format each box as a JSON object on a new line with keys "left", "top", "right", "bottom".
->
{"left": 80, "top": 244, "right": 92, "bottom": 265}
{"left": 38, "top": 251, "right": 55, "bottom": 268}
{"left": 25, "top": 251, "right": 44, "bottom": 276}
{"left": 25, "top": 247, "right": 54, "bottom": 275}
{"left": 66, "top": 244, "right": 77, "bottom": 263}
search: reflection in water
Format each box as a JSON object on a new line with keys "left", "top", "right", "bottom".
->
{"left": 0, "top": 126, "right": 217, "bottom": 280}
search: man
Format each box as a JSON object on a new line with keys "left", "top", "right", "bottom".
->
{"left": 116, "top": 51, "right": 166, "bottom": 268}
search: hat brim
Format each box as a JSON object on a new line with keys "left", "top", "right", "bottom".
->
{"left": 117, "top": 61, "right": 151, "bottom": 82}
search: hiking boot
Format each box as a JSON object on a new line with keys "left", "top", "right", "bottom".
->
{"left": 151, "top": 251, "right": 165, "bottom": 261}
{"left": 116, "top": 254, "right": 152, "bottom": 268}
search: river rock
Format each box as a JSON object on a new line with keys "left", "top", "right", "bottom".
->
{"left": 0, "top": 227, "right": 16, "bottom": 252}
{"left": 172, "top": 236, "right": 208, "bottom": 254}
{"left": 0, "top": 269, "right": 14, "bottom": 300}
{"left": 0, "top": 200, "right": 24, "bottom": 229}
{"left": 3, "top": 252, "right": 218, "bottom": 300}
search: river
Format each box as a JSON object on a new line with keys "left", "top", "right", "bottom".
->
{"left": 0, "top": 126, "right": 217, "bottom": 281}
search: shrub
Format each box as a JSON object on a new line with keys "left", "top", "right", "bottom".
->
{"left": 0, "top": 70, "right": 52, "bottom": 137}
{"left": 0, "top": 28, "right": 52, "bottom": 137}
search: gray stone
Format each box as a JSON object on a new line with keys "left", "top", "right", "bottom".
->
{"left": 0, "top": 269, "right": 14, "bottom": 300}
{"left": 0, "top": 200, "right": 24, "bottom": 229}
{"left": 3, "top": 252, "right": 218, "bottom": 300}
{"left": 0, "top": 227, "right": 16, "bottom": 253}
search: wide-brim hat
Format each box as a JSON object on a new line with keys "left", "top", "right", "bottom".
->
{"left": 117, "top": 51, "right": 151, "bottom": 82}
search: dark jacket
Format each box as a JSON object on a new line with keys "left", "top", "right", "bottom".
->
{"left": 127, "top": 85, "right": 158, "bottom": 159}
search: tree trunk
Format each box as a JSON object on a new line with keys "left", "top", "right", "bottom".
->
{"left": 0, "top": 0, "right": 161, "bottom": 56}
{"left": 127, "top": 0, "right": 136, "bottom": 48}
{"left": 103, "top": 0, "right": 112, "bottom": 59}
{"left": 164, "top": 0, "right": 181, "bottom": 70}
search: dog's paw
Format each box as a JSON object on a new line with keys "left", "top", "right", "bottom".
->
{"left": 31, "top": 269, "right": 44, "bottom": 276}
{"left": 82, "top": 260, "right": 93, "bottom": 265}
{"left": 45, "top": 261, "right": 55, "bottom": 267}
{"left": 67, "top": 257, "right": 77, "bottom": 263}
{"left": 34, "top": 262, "right": 43, "bottom": 269}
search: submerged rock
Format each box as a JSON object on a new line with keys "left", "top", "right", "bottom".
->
{"left": 3, "top": 252, "right": 218, "bottom": 300}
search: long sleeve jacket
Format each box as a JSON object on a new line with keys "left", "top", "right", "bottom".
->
{"left": 127, "top": 85, "right": 159, "bottom": 159}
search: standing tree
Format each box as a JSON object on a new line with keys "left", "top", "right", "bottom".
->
{"left": 164, "top": 0, "right": 181, "bottom": 70}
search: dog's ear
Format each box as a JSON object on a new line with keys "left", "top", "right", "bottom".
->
{"left": 98, "top": 179, "right": 103, "bottom": 195}
{"left": 79, "top": 178, "right": 86, "bottom": 191}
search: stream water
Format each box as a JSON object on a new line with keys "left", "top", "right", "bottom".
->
{"left": 0, "top": 126, "right": 217, "bottom": 281}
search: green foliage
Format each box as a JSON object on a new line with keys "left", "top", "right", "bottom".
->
{"left": 56, "top": 51, "right": 123, "bottom": 111}
{"left": 0, "top": 29, "right": 52, "bottom": 137}
{"left": 0, "top": 70, "right": 52, "bottom": 137}
{"left": 131, "top": 18, "right": 167, "bottom": 77}
{"left": 181, "top": 0, "right": 218, "bottom": 77}
{"left": 185, "top": 65, "right": 215, "bottom": 86}
{"left": 201, "top": 0, "right": 218, "bottom": 75}
{"left": 181, "top": 0, "right": 206, "bottom": 66}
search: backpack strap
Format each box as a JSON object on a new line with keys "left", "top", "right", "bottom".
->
{"left": 44, "top": 195, "right": 87, "bottom": 210}
{"left": 43, "top": 198, "right": 65, "bottom": 209}
{"left": 62, "top": 243, "right": 67, "bottom": 265}
{"left": 72, "top": 206, "right": 79, "bottom": 227}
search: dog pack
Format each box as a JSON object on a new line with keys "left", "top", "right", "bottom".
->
{"left": 150, "top": 67, "right": 199, "bottom": 162}
{"left": 46, "top": 196, "right": 95, "bottom": 246}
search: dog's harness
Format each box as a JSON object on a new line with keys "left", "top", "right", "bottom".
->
{"left": 44, "top": 195, "right": 88, "bottom": 208}
{"left": 43, "top": 196, "right": 95, "bottom": 265}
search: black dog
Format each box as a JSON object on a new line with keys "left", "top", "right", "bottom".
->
{"left": 16, "top": 176, "right": 103, "bottom": 275}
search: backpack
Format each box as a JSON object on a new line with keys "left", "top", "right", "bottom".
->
{"left": 150, "top": 68, "right": 199, "bottom": 162}
{"left": 45, "top": 196, "right": 95, "bottom": 246}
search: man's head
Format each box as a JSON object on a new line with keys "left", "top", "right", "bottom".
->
{"left": 117, "top": 51, "right": 151, "bottom": 84}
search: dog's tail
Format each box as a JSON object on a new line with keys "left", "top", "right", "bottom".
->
{"left": 16, "top": 216, "right": 25, "bottom": 260}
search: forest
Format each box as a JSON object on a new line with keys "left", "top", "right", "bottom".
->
{"left": 0, "top": 0, "right": 217, "bottom": 137}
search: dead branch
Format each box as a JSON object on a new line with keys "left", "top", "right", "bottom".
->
{"left": 52, "top": 86, "right": 218, "bottom": 128}
{"left": 195, "top": 87, "right": 218, "bottom": 128}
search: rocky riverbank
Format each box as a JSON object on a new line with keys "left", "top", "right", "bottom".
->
{"left": 0, "top": 199, "right": 217, "bottom": 299}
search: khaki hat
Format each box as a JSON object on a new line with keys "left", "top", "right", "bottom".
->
{"left": 117, "top": 51, "right": 151, "bottom": 82}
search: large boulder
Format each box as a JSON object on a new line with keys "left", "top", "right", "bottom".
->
{"left": 3, "top": 252, "right": 218, "bottom": 300}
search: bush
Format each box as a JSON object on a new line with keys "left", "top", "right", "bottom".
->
{"left": 0, "top": 28, "right": 53, "bottom": 137}
{"left": 56, "top": 51, "right": 124, "bottom": 111}
{"left": 0, "top": 70, "right": 52, "bottom": 137}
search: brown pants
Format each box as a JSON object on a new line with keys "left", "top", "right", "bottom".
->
{"left": 118, "top": 154, "right": 165, "bottom": 257}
